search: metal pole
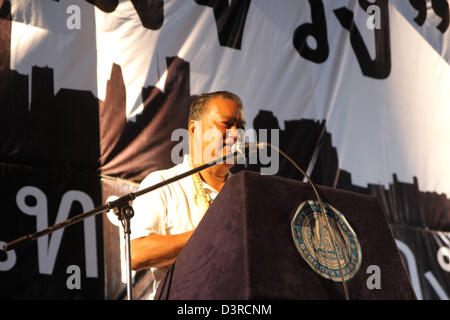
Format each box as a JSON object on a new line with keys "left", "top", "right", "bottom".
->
{"left": 119, "top": 205, "right": 134, "bottom": 300}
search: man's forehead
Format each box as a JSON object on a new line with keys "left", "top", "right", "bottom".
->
{"left": 205, "top": 98, "right": 244, "bottom": 117}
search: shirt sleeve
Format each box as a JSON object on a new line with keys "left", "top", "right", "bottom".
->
{"left": 130, "top": 171, "right": 169, "bottom": 240}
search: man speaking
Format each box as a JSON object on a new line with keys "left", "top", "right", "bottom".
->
{"left": 130, "top": 91, "right": 246, "bottom": 299}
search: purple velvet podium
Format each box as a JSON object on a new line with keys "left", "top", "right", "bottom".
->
{"left": 155, "top": 171, "right": 416, "bottom": 300}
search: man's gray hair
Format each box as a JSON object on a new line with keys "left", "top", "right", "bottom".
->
{"left": 188, "top": 91, "right": 243, "bottom": 122}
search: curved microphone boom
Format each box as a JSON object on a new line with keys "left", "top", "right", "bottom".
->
{"left": 230, "top": 141, "right": 350, "bottom": 300}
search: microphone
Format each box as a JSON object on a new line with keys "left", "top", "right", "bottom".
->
{"left": 231, "top": 142, "right": 266, "bottom": 155}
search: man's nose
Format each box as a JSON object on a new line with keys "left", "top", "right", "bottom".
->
{"left": 227, "top": 125, "right": 239, "bottom": 140}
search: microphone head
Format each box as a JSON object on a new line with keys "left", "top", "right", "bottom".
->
{"left": 231, "top": 142, "right": 265, "bottom": 155}
{"left": 231, "top": 142, "right": 246, "bottom": 154}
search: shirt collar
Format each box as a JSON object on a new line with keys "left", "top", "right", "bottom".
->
{"left": 183, "top": 154, "right": 232, "bottom": 194}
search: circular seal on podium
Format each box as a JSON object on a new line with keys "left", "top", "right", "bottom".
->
{"left": 291, "top": 200, "right": 362, "bottom": 282}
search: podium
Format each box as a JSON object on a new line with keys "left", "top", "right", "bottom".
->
{"left": 155, "top": 171, "right": 416, "bottom": 299}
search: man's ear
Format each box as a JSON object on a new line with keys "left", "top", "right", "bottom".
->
{"left": 189, "top": 120, "right": 203, "bottom": 136}
{"left": 188, "top": 120, "right": 196, "bottom": 136}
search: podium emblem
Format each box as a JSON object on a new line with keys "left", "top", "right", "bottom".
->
{"left": 291, "top": 200, "right": 362, "bottom": 282}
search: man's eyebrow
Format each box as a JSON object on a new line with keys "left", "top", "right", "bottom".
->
{"left": 216, "top": 115, "right": 234, "bottom": 119}
{"left": 218, "top": 116, "right": 246, "bottom": 125}
{"left": 217, "top": 115, "right": 245, "bottom": 121}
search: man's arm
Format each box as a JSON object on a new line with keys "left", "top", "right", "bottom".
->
{"left": 131, "top": 230, "right": 194, "bottom": 271}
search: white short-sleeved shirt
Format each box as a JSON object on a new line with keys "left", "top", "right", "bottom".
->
{"left": 130, "top": 154, "right": 219, "bottom": 299}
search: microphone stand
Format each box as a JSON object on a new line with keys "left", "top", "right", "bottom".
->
{"left": 2, "top": 150, "right": 241, "bottom": 300}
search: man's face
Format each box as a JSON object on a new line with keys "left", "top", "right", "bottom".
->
{"left": 190, "top": 96, "right": 246, "bottom": 166}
